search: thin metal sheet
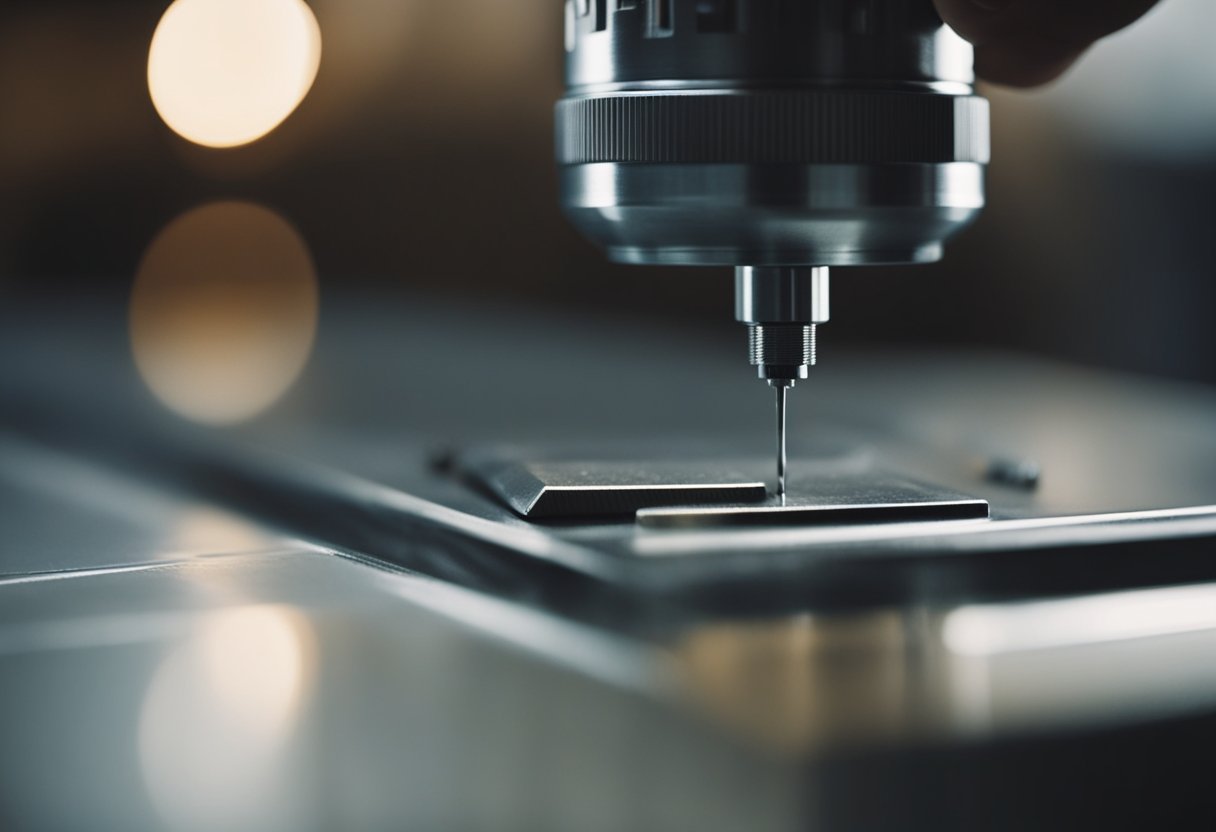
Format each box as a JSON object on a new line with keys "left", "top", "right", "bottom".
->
{"left": 464, "top": 456, "right": 768, "bottom": 519}
{"left": 637, "top": 475, "right": 989, "bottom": 529}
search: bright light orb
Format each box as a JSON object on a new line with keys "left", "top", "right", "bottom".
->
{"left": 147, "top": 0, "right": 322, "bottom": 148}
{"left": 130, "top": 202, "right": 319, "bottom": 425}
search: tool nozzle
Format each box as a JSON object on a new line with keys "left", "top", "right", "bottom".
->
{"left": 736, "top": 266, "right": 829, "bottom": 383}
{"left": 736, "top": 267, "right": 830, "bottom": 498}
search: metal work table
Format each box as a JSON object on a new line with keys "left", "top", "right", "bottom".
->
{"left": 2, "top": 293, "right": 1215, "bottom": 830}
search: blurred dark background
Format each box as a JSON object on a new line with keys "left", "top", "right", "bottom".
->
{"left": 2, "top": 0, "right": 1214, "bottom": 383}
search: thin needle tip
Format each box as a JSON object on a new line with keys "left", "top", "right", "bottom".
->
{"left": 775, "top": 384, "right": 787, "bottom": 500}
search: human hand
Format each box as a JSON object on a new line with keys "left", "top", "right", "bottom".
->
{"left": 933, "top": 0, "right": 1164, "bottom": 86}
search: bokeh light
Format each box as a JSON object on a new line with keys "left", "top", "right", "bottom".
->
{"left": 675, "top": 613, "right": 907, "bottom": 753}
{"left": 130, "top": 201, "right": 319, "bottom": 425}
{"left": 147, "top": 0, "right": 322, "bottom": 148}
{"left": 139, "top": 606, "right": 315, "bottom": 832}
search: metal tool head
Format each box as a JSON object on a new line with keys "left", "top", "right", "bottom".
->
{"left": 556, "top": 0, "right": 989, "bottom": 268}
{"left": 555, "top": 0, "right": 991, "bottom": 502}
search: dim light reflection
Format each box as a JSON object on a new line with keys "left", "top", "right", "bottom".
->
{"left": 169, "top": 508, "right": 273, "bottom": 558}
{"left": 943, "top": 583, "right": 1216, "bottom": 657}
{"left": 130, "top": 201, "right": 319, "bottom": 425}
{"left": 673, "top": 612, "right": 909, "bottom": 753}
{"left": 138, "top": 605, "right": 315, "bottom": 832}
{"left": 148, "top": 0, "right": 321, "bottom": 148}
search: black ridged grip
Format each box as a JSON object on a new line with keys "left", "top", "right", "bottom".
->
{"left": 556, "top": 91, "right": 989, "bottom": 165}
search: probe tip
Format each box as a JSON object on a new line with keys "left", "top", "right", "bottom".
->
{"left": 775, "top": 383, "right": 788, "bottom": 501}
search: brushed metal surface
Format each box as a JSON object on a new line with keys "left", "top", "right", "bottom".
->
{"left": 464, "top": 454, "right": 767, "bottom": 519}
{"left": 637, "top": 474, "right": 989, "bottom": 528}
{"left": 4, "top": 294, "right": 1216, "bottom": 829}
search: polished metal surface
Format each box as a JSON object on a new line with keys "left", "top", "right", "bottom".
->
{"left": 4, "top": 515, "right": 1216, "bottom": 830}
{"left": 7, "top": 294, "right": 1216, "bottom": 598}
{"left": 736, "top": 267, "right": 831, "bottom": 326}
{"left": 637, "top": 472, "right": 989, "bottom": 528}
{"left": 564, "top": 0, "right": 977, "bottom": 91}
{"left": 0, "top": 552, "right": 792, "bottom": 832}
{"left": 464, "top": 453, "right": 767, "bottom": 519}
{"left": 558, "top": 160, "right": 986, "bottom": 268}
{"left": 0, "top": 436, "right": 282, "bottom": 578}
{"left": 4, "top": 294, "right": 1216, "bottom": 829}
{"left": 738, "top": 266, "right": 829, "bottom": 385}
{"left": 557, "top": 0, "right": 988, "bottom": 268}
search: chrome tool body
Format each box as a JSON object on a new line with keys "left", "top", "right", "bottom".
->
{"left": 556, "top": 0, "right": 990, "bottom": 494}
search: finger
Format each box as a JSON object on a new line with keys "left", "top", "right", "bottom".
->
{"left": 935, "top": 0, "right": 1161, "bottom": 46}
{"left": 932, "top": 0, "right": 1017, "bottom": 45}
{"left": 933, "top": 0, "right": 1164, "bottom": 87}
{"left": 973, "top": 37, "right": 1086, "bottom": 87}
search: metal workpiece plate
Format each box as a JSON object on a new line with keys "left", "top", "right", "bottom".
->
{"left": 464, "top": 455, "right": 768, "bottom": 520}
{"left": 637, "top": 474, "right": 989, "bottom": 529}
